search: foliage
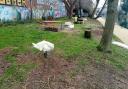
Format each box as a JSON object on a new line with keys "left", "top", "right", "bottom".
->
{"left": 118, "top": 0, "right": 128, "bottom": 28}
{"left": 121, "top": 0, "right": 128, "bottom": 12}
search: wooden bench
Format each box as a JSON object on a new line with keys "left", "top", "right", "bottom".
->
{"left": 42, "top": 21, "right": 62, "bottom": 25}
{"left": 41, "top": 21, "right": 63, "bottom": 32}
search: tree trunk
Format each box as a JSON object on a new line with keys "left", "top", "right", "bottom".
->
{"left": 69, "top": 8, "right": 73, "bottom": 19}
{"left": 63, "top": 0, "right": 77, "bottom": 19}
{"left": 97, "top": 0, "right": 119, "bottom": 52}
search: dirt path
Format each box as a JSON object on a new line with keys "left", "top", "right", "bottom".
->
{"left": 98, "top": 18, "right": 128, "bottom": 45}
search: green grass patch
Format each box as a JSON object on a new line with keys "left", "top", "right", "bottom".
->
{"left": 0, "top": 63, "right": 36, "bottom": 89}
{"left": 0, "top": 19, "right": 128, "bottom": 88}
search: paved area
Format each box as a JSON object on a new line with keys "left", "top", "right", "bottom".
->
{"left": 98, "top": 18, "right": 128, "bottom": 45}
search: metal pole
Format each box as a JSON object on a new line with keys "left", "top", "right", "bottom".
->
{"left": 79, "top": 0, "right": 82, "bottom": 17}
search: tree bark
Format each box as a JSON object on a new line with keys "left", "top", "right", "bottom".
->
{"left": 97, "top": 0, "right": 119, "bottom": 52}
{"left": 63, "top": 0, "right": 77, "bottom": 19}
{"left": 69, "top": 8, "right": 73, "bottom": 19}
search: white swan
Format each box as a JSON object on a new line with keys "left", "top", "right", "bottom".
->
{"left": 32, "top": 40, "right": 54, "bottom": 58}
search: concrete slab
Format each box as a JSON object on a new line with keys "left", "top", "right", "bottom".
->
{"left": 98, "top": 18, "right": 128, "bottom": 45}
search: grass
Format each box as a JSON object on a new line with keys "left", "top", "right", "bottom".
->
{"left": 0, "top": 18, "right": 128, "bottom": 88}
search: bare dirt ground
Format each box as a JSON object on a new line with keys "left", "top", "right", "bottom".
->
{"left": 92, "top": 28, "right": 103, "bottom": 41}
{"left": 24, "top": 55, "right": 75, "bottom": 89}
{"left": 0, "top": 48, "right": 12, "bottom": 76}
{"left": 74, "top": 60, "right": 128, "bottom": 89}
{"left": 16, "top": 52, "right": 128, "bottom": 89}
{"left": 1, "top": 48, "right": 128, "bottom": 89}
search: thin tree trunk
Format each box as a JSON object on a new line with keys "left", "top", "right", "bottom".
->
{"left": 69, "top": 8, "right": 73, "bottom": 19}
{"left": 30, "top": 0, "right": 33, "bottom": 20}
{"left": 95, "top": 0, "right": 107, "bottom": 19}
{"left": 63, "top": 0, "right": 77, "bottom": 19}
{"left": 91, "top": 0, "right": 100, "bottom": 18}
{"left": 97, "top": 0, "right": 119, "bottom": 52}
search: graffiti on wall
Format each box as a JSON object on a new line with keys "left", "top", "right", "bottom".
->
{"left": 0, "top": 0, "right": 26, "bottom": 6}
{"left": 33, "top": 0, "right": 66, "bottom": 19}
{"left": 0, "top": 0, "right": 67, "bottom": 22}
{"left": 0, "top": 5, "right": 30, "bottom": 22}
